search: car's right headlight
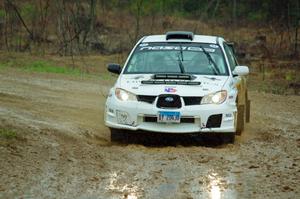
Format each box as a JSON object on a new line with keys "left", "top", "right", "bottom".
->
{"left": 115, "top": 88, "right": 137, "bottom": 101}
{"left": 201, "top": 90, "right": 227, "bottom": 104}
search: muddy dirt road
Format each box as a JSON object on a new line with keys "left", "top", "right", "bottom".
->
{"left": 0, "top": 69, "right": 299, "bottom": 199}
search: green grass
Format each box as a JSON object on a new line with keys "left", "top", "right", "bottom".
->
{"left": 0, "top": 9, "right": 5, "bottom": 18}
{"left": 0, "top": 57, "right": 85, "bottom": 76}
{"left": 0, "top": 58, "right": 118, "bottom": 80}
{"left": 24, "top": 61, "right": 83, "bottom": 75}
{"left": 0, "top": 128, "right": 17, "bottom": 139}
{"left": 0, "top": 63, "right": 7, "bottom": 70}
{"left": 0, "top": 53, "right": 119, "bottom": 78}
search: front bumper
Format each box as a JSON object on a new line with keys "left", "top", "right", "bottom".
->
{"left": 105, "top": 96, "right": 237, "bottom": 133}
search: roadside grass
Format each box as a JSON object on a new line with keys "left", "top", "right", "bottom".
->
{"left": 24, "top": 61, "right": 83, "bottom": 76}
{"left": 0, "top": 53, "right": 84, "bottom": 76}
{"left": 0, "top": 52, "right": 119, "bottom": 82}
{"left": 0, "top": 63, "right": 6, "bottom": 70}
{"left": 0, "top": 62, "right": 12, "bottom": 70}
{"left": 22, "top": 60, "right": 117, "bottom": 81}
{"left": 0, "top": 128, "right": 17, "bottom": 139}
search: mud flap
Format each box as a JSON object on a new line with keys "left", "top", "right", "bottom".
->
{"left": 246, "top": 100, "right": 251, "bottom": 123}
{"left": 236, "top": 105, "right": 245, "bottom": 135}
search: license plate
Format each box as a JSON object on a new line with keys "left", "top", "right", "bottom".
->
{"left": 157, "top": 111, "right": 180, "bottom": 123}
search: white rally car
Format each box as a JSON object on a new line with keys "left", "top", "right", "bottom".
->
{"left": 105, "top": 31, "right": 250, "bottom": 142}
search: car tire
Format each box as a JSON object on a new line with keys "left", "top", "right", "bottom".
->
{"left": 110, "top": 128, "right": 128, "bottom": 142}
{"left": 236, "top": 104, "right": 245, "bottom": 135}
{"left": 214, "top": 133, "right": 235, "bottom": 144}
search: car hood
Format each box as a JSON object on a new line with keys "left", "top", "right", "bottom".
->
{"left": 117, "top": 74, "right": 229, "bottom": 96}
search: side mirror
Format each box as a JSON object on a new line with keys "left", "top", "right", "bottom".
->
{"left": 232, "top": 66, "right": 249, "bottom": 76}
{"left": 107, "top": 63, "right": 121, "bottom": 74}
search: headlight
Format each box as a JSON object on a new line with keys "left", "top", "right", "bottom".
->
{"left": 201, "top": 90, "right": 227, "bottom": 104}
{"left": 115, "top": 88, "right": 137, "bottom": 101}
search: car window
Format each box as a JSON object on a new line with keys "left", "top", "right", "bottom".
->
{"left": 224, "top": 43, "right": 237, "bottom": 71}
{"left": 124, "top": 43, "right": 229, "bottom": 75}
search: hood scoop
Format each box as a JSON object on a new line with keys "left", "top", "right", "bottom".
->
{"left": 152, "top": 73, "right": 196, "bottom": 80}
{"left": 141, "top": 80, "right": 200, "bottom": 85}
{"left": 141, "top": 74, "right": 200, "bottom": 85}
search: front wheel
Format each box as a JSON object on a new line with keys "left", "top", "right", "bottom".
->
{"left": 110, "top": 128, "right": 129, "bottom": 142}
{"left": 225, "top": 133, "right": 235, "bottom": 143}
{"left": 219, "top": 133, "right": 235, "bottom": 143}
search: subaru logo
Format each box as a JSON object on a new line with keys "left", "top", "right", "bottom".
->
{"left": 165, "top": 97, "right": 174, "bottom": 102}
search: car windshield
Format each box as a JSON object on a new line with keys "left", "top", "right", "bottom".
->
{"left": 124, "top": 42, "right": 228, "bottom": 75}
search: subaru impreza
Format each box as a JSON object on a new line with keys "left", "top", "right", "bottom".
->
{"left": 105, "top": 31, "right": 250, "bottom": 142}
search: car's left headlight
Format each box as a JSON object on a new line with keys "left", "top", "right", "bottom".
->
{"left": 115, "top": 88, "right": 137, "bottom": 101}
{"left": 201, "top": 90, "right": 227, "bottom": 104}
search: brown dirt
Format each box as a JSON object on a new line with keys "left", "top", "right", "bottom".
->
{"left": 0, "top": 69, "right": 299, "bottom": 199}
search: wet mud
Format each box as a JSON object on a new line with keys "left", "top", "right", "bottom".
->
{"left": 0, "top": 70, "right": 299, "bottom": 198}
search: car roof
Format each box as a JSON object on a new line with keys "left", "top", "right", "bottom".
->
{"left": 141, "top": 34, "right": 222, "bottom": 44}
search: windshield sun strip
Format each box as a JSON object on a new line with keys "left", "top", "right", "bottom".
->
{"left": 123, "top": 42, "right": 228, "bottom": 76}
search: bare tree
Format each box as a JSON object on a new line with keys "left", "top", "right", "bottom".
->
{"left": 131, "top": 0, "right": 144, "bottom": 42}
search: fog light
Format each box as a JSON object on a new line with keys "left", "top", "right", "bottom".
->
{"left": 116, "top": 110, "right": 132, "bottom": 125}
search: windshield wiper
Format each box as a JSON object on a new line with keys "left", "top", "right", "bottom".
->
{"left": 177, "top": 44, "right": 185, "bottom": 74}
{"left": 199, "top": 45, "right": 221, "bottom": 75}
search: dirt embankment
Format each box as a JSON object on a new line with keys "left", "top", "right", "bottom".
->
{"left": 0, "top": 69, "right": 299, "bottom": 199}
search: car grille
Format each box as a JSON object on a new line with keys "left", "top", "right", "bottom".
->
{"left": 144, "top": 116, "right": 195, "bottom": 123}
{"left": 183, "top": 97, "right": 202, "bottom": 106}
{"left": 137, "top": 95, "right": 156, "bottom": 104}
{"left": 156, "top": 94, "right": 181, "bottom": 109}
{"left": 137, "top": 95, "right": 202, "bottom": 106}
